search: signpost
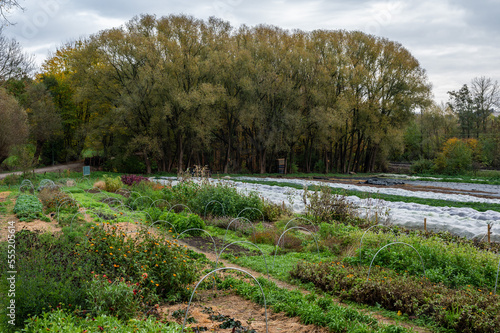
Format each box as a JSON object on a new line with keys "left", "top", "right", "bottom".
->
{"left": 83, "top": 166, "right": 91, "bottom": 176}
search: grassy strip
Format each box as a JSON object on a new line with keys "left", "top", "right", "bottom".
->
{"left": 217, "top": 276, "right": 412, "bottom": 332}
{"left": 291, "top": 261, "right": 500, "bottom": 333}
{"left": 234, "top": 179, "right": 500, "bottom": 212}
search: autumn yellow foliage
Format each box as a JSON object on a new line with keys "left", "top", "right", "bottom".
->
{"left": 435, "top": 137, "right": 480, "bottom": 174}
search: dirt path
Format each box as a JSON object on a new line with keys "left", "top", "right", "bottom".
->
{"left": 161, "top": 291, "right": 330, "bottom": 333}
{"left": 176, "top": 237, "right": 433, "bottom": 333}
{"left": 0, "top": 162, "right": 84, "bottom": 179}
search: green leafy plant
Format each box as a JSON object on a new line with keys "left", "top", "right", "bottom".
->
{"left": 13, "top": 194, "right": 47, "bottom": 221}
{"left": 0, "top": 229, "right": 92, "bottom": 329}
{"left": 159, "top": 211, "right": 206, "bottom": 235}
{"left": 164, "top": 181, "right": 266, "bottom": 221}
{"left": 410, "top": 158, "right": 435, "bottom": 174}
{"left": 218, "top": 277, "right": 411, "bottom": 333}
{"left": 21, "top": 309, "right": 184, "bottom": 333}
{"left": 38, "top": 187, "right": 77, "bottom": 213}
{"left": 103, "top": 174, "right": 123, "bottom": 192}
{"left": 434, "top": 138, "right": 475, "bottom": 175}
{"left": 291, "top": 261, "right": 500, "bottom": 332}
{"left": 86, "top": 274, "right": 140, "bottom": 320}
{"left": 80, "top": 223, "right": 203, "bottom": 302}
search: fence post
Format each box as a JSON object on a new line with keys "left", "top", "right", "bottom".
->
{"left": 424, "top": 218, "right": 427, "bottom": 232}
{"left": 488, "top": 224, "right": 492, "bottom": 243}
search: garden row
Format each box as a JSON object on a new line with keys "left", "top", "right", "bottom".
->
{"left": 1, "top": 172, "right": 500, "bottom": 332}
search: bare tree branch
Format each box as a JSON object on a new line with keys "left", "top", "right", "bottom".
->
{"left": 0, "top": 27, "right": 35, "bottom": 82}
{"left": 0, "top": 0, "right": 24, "bottom": 25}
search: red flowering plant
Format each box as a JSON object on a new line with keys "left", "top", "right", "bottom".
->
{"left": 85, "top": 272, "right": 151, "bottom": 321}
{"left": 121, "top": 174, "right": 150, "bottom": 186}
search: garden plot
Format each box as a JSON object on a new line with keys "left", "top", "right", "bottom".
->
{"left": 155, "top": 177, "right": 500, "bottom": 242}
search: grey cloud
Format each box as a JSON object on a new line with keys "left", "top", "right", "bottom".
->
{"left": 1, "top": 0, "right": 499, "bottom": 104}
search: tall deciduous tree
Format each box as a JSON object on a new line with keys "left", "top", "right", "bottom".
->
{"left": 24, "top": 83, "right": 62, "bottom": 164}
{"left": 237, "top": 25, "right": 301, "bottom": 173}
{"left": 470, "top": 76, "right": 500, "bottom": 133}
{"left": 0, "top": 86, "right": 28, "bottom": 165}
{"left": 448, "top": 84, "right": 475, "bottom": 138}
{"left": 45, "top": 14, "right": 431, "bottom": 174}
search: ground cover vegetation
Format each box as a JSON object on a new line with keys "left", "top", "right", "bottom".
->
{"left": 1, "top": 172, "right": 500, "bottom": 333}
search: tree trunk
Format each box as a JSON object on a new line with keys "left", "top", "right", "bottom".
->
{"left": 325, "top": 149, "right": 329, "bottom": 174}
{"left": 177, "top": 133, "right": 184, "bottom": 172}
{"left": 224, "top": 135, "right": 231, "bottom": 174}
{"left": 144, "top": 151, "right": 152, "bottom": 174}
{"left": 32, "top": 140, "right": 44, "bottom": 166}
{"left": 259, "top": 148, "right": 266, "bottom": 174}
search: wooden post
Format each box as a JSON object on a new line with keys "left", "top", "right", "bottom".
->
{"left": 488, "top": 224, "right": 492, "bottom": 243}
{"left": 375, "top": 211, "right": 378, "bottom": 224}
{"left": 424, "top": 218, "right": 427, "bottom": 232}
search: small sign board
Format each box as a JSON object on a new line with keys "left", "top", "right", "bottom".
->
{"left": 83, "top": 166, "right": 91, "bottom": 176}
{"left": 277, "top": 158, "right": 286, "bottom": 174}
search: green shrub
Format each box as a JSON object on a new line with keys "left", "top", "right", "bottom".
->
{"left": 187, "top": 181, "right": 265, "bottom": 220}
{"left": 0, "top": 174, "right": 21, "bottom": 186}
{"left": 162, "top": 181, "right": 199, "bottom": 207}
{"left": 146, "top": 206, "right": 163, "bottom": 223}
{"left": 103, "top": 174, "right": 123, "bottom": 192}
{"left": 410, "top": 158, "right": 435, "bottom": 174}
{"left": 305, "top": 187, "right": 358, "bottom": 224}
{"left": 159, "top": 211, "right": 205, "bottom": 235}
{"left": 13, "top": 194, "right": 46, "bottom": 221}
{"left": 262, "top": 200, "right": 289, "bottom": 221}
{"left": 38, "top": 187, "right": 77, "bottom": 213}
{"left": 434, "top": 138, "right": 474, "bottom": 175}
{"left": 81, "top": 224, "right": 203, "bottom": 302}
{"left": 161, "top": 181, "right": 267, "bottom": 221}
{"left": 22, "top": 309, "right": 183, "bottom": 333}
{"left": 0, "top": 229, "right": 92, "bottom": 330}
{"left": 291, "top": 261, "right": 500, "bottom": 332}
{"left": 125, "top": 182, "right": 165, "bottom": 209}
{"left": 86, "top": 275, "right": 140, "bottom": 320}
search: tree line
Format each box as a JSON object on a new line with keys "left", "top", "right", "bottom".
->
{"left": 1, "top": 14, "right": 499, "bottom": 174}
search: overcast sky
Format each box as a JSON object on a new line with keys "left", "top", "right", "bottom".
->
{"left": 3, "top": 0, "right": 500, "bottom": 104}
